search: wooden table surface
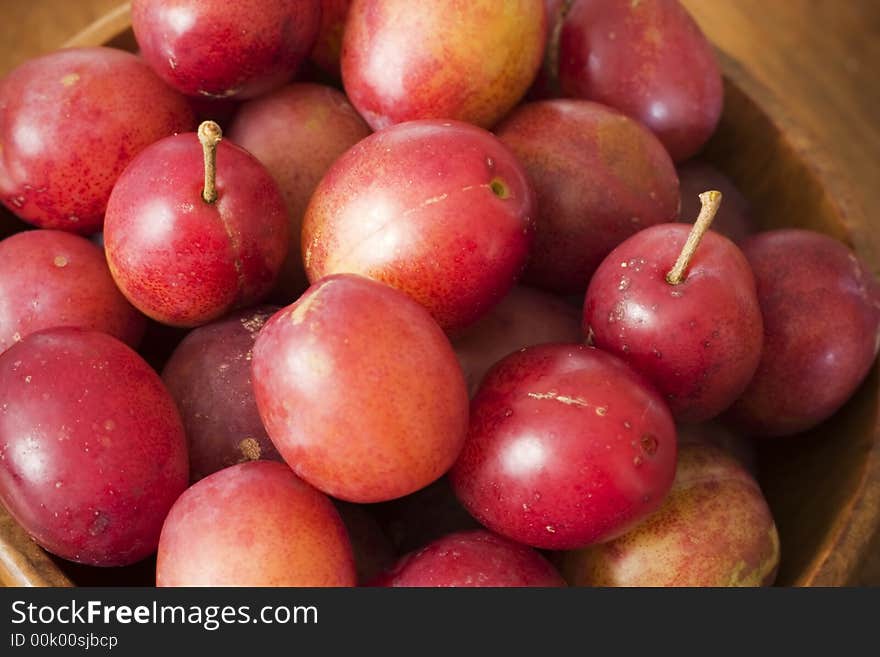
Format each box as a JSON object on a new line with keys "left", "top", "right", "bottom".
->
{"left": 2, "top": 0, "right": 879, "bottom": 585}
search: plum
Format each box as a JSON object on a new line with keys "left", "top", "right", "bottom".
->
{"left": 557, "top": 0, "right": 723, "bottom": 162}
{"left": 450, "top": 343, "right": 677, "bottom": 550}
{"left": 302, "top": 119, "right": 535, "bottom": 332}
{"left": 727, "top": 229, "right": 880, "bottom": 436}
{"left": 0, "top": 230, "right": 145, "bottom": 355}
{"left": 161, "top": 306, "right": 282, "bottom": 482}
{"left": 0, "top": 328, "right": 188, "bottom": 566}
{"left": 341, "top": 0, "right": 547, "bottom": 130}
{"left": 0, "top": 47, "right": 194, "bottom": 234}
{"left": 228, "top": 84, "right": 371, "bottom": 300}
{"left": 372, "top": 529, "right": 566, "bottom": 587}
{"left": 496, "top": 99, "right": 680, "bottom": 293}
{"left": 156, "top": 461, "right": 356, "bottom": 586}
{"left": 103, "top": 125, "right": 289, "bottom": 327}
{"left": 452, "top": 285, "right": 582, "bottom": 396}
{"left": 583, "top": 194, "right": 764, "bottom": 422}
{"left": 252, "top": 274, "right": 469, "bottom": 502}
{"left": 560, "top": 442, "right": 779, "bottom": 586}
{"left": 132, "top": 0, "right": 322, "bottom": 99}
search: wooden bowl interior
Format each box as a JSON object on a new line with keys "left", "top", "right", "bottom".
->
{"left": 1, "top": 13, "right": 878, "bottom": 587}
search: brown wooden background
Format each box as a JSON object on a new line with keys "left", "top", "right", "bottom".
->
{"left": 1, "top": 0, "right": 878, "bottom": 584}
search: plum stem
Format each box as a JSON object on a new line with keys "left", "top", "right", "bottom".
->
{"left": 198, "top": 120, "right": 223, "bottom": 204}
{"left": 666, "top": 190, "right": 723, "bottom": 285}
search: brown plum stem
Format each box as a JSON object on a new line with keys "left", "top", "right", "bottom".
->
{"left": 198, "top": 120, "right": 223, "bottom": 204}
{"left": 666, "top": 190, "right": 723, "bottom": 285}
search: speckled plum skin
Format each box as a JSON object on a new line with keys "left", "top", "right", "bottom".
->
{"left": 0, "top": 328, "right": 188, "bottom": 567}
{"left": 104, "top": 132, "right": 289, "bottom": 328}
{"left": 496, "top": 100, "right": 679, "bottom": 293}
{"left": 373, "top": 530, "right": 566, "bottom": 587}
{"left": 583, "top": 224, "right": 763, "bottom": 423}
{"left": 453, "top": 286, "right": 583, "bottom": 396}
{"left": 228, "top": 84, "right": 371, "bottom": 300}
{"left": 450, "top": 344, "right": 677, "bottom": 550}
{"left": 302, "top": 119, "right": 535, "bottom": 332}
{"left": 560, "top": 443, "right": 779, "bottom": 586}
{"left": 0, "top": 230, "right": 146, "bottom": 355}
{"left": 161, "top": 307, "right": 282, "bottom": 482}
{"left": 341, "top": 0, "right": 547, "bottom": 130}
{"left": 132, "top": 0, "right": 322, "bottom": 100}
{"left": 252, "top": 275, "right": 470, "bottom": 503}
{"left": 0, "top": 47, "right": 194, "bottom": 234}
{"left": 310, "top": 0, "right": 352, "bottom": 77}
{"left": 156, "top": 461, "right": 356, "bottom": 586}
{"left": 727, "top": 230, "right": 880, "bottom": 437}
{"left": 677, "top": 161, "right": 754, "bottom": 243}
{"left": 558, "top": 0, "right": 723, "bottom": 162}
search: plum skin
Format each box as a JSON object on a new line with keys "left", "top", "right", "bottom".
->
{"left": 450, "top": 343, "right": 677, "bottom": 551}
{"left": 252, "top": 274, "right": 470, "bottom": 503}
{"left": 496, "top": 99, "right": 680, "bottom": 293}
{"left": 372, "top": 529, "right": 566, "bottom": 587}
{"left": 302, "top": 119, "right": 536, "bottom": 332}
{"left": 727, "top": 229, "right": 880, "bottom": 436}
{"left": 583, "top": 224, "right": 764, "bottom": 423}
{"left": 103, "top": 131, "right": 289, "bottom": 328}
{"left": 156, "top": 461, "right": 357, "bottom": 587}
{"left": 0, "top": 328, "right": 188, "bottom": 567}
{"left": 132, "top": 0, "right": 322, "bottom": 100}
{"left": 557, "top": 0, "right": 723, "bottom": 162}
{"left": 560, "top": 442, "right": 779, "bottom": 586}
{"left": 227, "top": 83, "right": 371, "bottom": 300}
{"left": 0, "top": 47, "right": 194, "bottom": 234}
{"left": 0, "top": 230, "right": 145, "bottom": 355}
{"left": 341, "top": 0, "right": 547, "bottom": 130}
{"left": 310, "top": 0, "right": 352, "bottom": 77}
{"left": 161, "top": 306, "right": 282, "bottom": 482}
{"left": 452, "top": 285, "right": 583, "bottom": 396}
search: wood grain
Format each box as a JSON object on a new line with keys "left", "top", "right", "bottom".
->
{"left": 1, "top": 0, "right": 879, "bottom": 585}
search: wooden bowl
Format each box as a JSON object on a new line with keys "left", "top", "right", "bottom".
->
{"left": 1, "top": 3, "right": 878, "bottom": 587}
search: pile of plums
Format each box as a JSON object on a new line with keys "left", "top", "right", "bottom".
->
{"left": 0, "top": 0, "right": 877, "bottom": 588}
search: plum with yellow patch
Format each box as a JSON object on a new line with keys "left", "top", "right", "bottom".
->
{"left": 156, "top": 461, "right": 356, "bottom": 586}
{"left": 251, "top": 274, "right": 469, "bottom": 503}
{"left": 302, "top": 119, "right": 535, "bottom": 332}
{"left": 496, "top": 99, "right": 679, "bottom": 293}
{"left": 560, "top": 442, "right": 779, "bottom": 586}
{"left": 341, "top": 0, "right": 547, "bottom": 130}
